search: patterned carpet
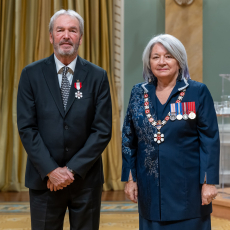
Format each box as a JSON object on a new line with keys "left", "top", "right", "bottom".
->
{"left": 0, "top": 202, "right": 138, "bottom": 213}
{"left": 0, "top": 202, "right": 229, "bottom": 230}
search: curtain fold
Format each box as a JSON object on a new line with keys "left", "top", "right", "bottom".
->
{"left": 0, "top": 0, "right": 123, "bottom": 191}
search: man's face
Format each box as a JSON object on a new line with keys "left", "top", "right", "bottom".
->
{"left": 49, "top": 14, "right": 82, "bottom": 57}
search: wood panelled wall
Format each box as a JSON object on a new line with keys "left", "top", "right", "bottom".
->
{"left": 165, "top": 0, "right": 203, "bottom": 83}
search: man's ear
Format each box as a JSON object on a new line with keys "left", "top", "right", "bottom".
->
{"left": 49, "top": 32, "right": 53, "bottom": 44}
{"left": 79, "top": 35, "right": 83, "bottom": 46}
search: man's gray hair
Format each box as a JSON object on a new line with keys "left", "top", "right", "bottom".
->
{"left": 142, "top": 34, "right": 190, "bottom": 82}
{"left": 49, "top": 9, "right": 84, "bottom": 35}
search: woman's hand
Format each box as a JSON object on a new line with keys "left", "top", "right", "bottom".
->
{"left": 124, "top": 181, "right": 138, "bottom": 203}
{"left": 201, "top": 184, "right": 218, "bottom": 205}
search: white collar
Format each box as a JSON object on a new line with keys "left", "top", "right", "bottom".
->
{"left": 54, "top": 54, "right": 78, "bottom": 74}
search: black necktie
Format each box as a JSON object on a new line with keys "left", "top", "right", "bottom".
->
{"left": 60, "top": 66, "right": 70, "bottom": 111}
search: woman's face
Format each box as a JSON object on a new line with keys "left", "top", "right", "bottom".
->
{"left": 150, "top": 43, "right": 180, "bottom": 81}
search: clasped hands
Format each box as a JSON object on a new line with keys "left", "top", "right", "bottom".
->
{"left": 47, "top": 166, "right": 75, "bottom": 192}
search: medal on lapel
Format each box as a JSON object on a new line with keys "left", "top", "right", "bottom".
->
{"left": 182, "top": 102, "right": 189, "bottom": 120}
{"left": 144, "top": 89, "right": 186, "bottom": 144}
{"left": 176, "top": 103, "right": 183, "bottom": 120}
{"left": 74, "top": 80, "right": 83, "bottom": 99}
{"left": 188, "top": 102, "right": 196, "bottom": 119}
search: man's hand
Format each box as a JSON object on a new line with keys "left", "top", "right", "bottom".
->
{"left": 47, "top": 167, "right": 74, "bottom": 190}
{"left": 201, "top": 184, "right": 218, "bottom": 205}
{"left": 124, "top": 181, "right": 138, "bottom": 203}
{"left": 47, "top": 179, "right": 64, "bottom": 192}
{"left": 62, "top": 166, "right": 75, "bottom": 181}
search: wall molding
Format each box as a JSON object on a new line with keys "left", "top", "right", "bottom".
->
{"left": 113, "top": 0, "right": 124, "bottom": 128}
{"left": 174, "top": 0, "right": 194, "bottom": 6}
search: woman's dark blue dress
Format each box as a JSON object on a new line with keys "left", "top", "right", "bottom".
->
{"left": 139, "top": 96, "right": 211, "bottom": 230}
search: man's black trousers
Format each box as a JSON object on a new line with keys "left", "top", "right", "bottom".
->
{"left": 29, "top": 182, "right": 102, "bottom": 230}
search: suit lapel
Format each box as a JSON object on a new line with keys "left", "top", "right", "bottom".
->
{"left": 65, "top": 56, "right": 88, "bottom": 115}
{"left": 42, "top": 54, "right": 65, "bottom": 118}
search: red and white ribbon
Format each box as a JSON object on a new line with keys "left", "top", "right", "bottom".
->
{"left": 74, "top": 82, "right": 82, "bottom": 90}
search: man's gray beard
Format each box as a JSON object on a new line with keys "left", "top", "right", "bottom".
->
{"left": 53, "top": 38, "right": 80, "bottom": 57}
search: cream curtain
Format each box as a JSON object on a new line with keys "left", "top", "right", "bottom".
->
{"left": 0, "top": 0, "right": 124, "bottom": 191}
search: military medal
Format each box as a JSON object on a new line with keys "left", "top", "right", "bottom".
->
{"left": 182, "top": 102, "right": 189, "bottom": 120}
{"left": 170, "top": 103, "right": 177, "bottom": 121}
{"left": 74, "top": 80, "right": 83, "bottom": 99}
{"left": 189, "top": 112, "right": 196, "bottom": 119}
{"left": 176, "top": 103, "right": 183, "bottom": 120}
{"left": 154, "top": 131, "right": 164, "bottom": 144}
{"left": 144, "top": 89, "right": 186, "bottom": 144}
{"left": 75, "top": 91, "right": 82, "bottom": 99}
{"left": 188, "top": 102, "right": 196, "bottom": 119}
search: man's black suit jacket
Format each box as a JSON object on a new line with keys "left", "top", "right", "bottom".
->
{"left": 17, "top": 54, "right": 112, "bottom": 190}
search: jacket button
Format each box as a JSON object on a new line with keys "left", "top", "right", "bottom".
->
{"left": 65, "top": 147, "right": 69, "bottom": 152}
{"left": 65, "top": 125, "right": 69, "bottom": 130}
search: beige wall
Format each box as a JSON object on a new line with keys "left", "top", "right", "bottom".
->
{"left": 165, "top": 0, "right": 203, "bottom": 82}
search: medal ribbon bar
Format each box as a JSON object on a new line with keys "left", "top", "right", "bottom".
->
{"left": 170, "top": 103, "right": 176, "bottom": 114}
{"left": 176, "top": 103, "right": 183, "bottom": 120}
{"left": 188, "top": 101, "right": 196, "bottom": 119}
{"left": 74, "top": 82, "right": 82, "bottom": 90}
{"left": 182, "top": 102, "right": 187, "bottom": 115}
{"left": 182, "top": 102, "right": 189, "bottom": 120}
{"left": 191, "top": 102, "right": 196, "bottom": 113}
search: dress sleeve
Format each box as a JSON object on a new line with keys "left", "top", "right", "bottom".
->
{"left": 197, "top": 84, "right": 220, "bottom": 184}
{"left": 121, "top": 89, "right": 138, "bottom": 182}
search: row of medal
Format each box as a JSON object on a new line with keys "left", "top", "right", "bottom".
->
{"left": 170, "top": 102, "right": 196, "bottom": 121}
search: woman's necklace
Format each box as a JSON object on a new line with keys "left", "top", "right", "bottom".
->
{"left": 144, "top": 89, "right": 186, "bottom": 144}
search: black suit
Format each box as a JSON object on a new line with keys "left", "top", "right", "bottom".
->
{"left": 17, "top": 54, "right": 112, "bottom": 229}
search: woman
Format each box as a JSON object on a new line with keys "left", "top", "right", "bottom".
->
{"left": 122, "top": 34, "right": 219, "bottom": 230}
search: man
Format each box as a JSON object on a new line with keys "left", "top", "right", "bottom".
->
{"left": 17, "top": 9, "right": 112, "bottom": 230}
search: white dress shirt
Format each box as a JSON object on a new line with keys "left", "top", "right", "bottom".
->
{"left": 54, "top": 54, "right": 78, "bottom": 87}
